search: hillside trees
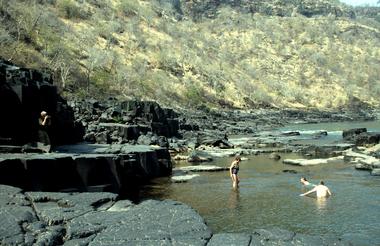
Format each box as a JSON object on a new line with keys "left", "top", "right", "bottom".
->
{"left": 0, "top": 0, "right": 379, "bottom": 109}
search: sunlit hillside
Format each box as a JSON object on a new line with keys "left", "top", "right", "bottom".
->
{"left": 0, "top": 0, "right": 379, "bottom": 109}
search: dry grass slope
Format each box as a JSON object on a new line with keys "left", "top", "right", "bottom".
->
{"left": 0, "top": 0, "right": 379, "bottom": 110}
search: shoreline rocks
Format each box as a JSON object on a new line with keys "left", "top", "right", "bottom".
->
{"left": 0, "top": 184, "right": 355, "bottom": 246}
{"left": 283, "top": 156, "right": 344, "bottom": 166}
{"left": 0, "top": 144, "right": 171, "bottom": 197}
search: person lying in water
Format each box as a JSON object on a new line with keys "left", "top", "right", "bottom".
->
{"left": 300, "top": 181, "right": 332, "bottom": 198}
{"left": 300, "top": 177, "right": 316, "bottom": 188}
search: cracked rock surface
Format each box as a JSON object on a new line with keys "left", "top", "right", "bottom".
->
{"left": 0, "top": 185, "right": 211, "bottom": 246}
{"left": 0, "top": 184, "right": 353, "bottom": 246}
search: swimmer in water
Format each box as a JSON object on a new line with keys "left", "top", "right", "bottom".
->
{"left": 300, "top": 180, "right": 332, "bottom": 198}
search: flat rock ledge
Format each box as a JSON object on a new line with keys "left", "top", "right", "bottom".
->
{"left": 171, "top": 165, "right": 228, "bottom": 183}
{"left": 283, "top": 156, "right": 344, "bottom": 166}
{"left": 172, "top": 174, "right": 201, "bottom": 183}
{"left": 0, "top": 143, "right": 171, "bottom": 194}
{"left": 175, "top": 165, "right": 229, "bottom": 172}
{"left": 0, "top": 185, "right": 356, "bottom": 246}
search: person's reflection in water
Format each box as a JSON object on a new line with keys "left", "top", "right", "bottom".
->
{"left": 315, "top": 197, "right": 328, "bottom": 213}
{"left": 228, "top": 189, "right": 240, "bottom": 210}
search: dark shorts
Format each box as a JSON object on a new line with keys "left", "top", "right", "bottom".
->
{"left": 232, "top": 167, "right": 239, "bottom": 175}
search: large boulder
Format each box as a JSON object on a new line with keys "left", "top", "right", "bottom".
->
{"left": 71, "top": 99, "right": 181, "bottom": 144}
{"left": 343, "top": 128, "right": 380, "bottom": 146}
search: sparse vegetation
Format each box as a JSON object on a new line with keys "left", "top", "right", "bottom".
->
{"left": 0, "top": 0, "right": 379, "bottom": 109}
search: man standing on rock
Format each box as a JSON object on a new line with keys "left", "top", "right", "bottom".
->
{"left": 38, "top": 111, "right": 52, "bottom": 152}
{"left": 300, "top": 181, "right": 332, "bottom": 198}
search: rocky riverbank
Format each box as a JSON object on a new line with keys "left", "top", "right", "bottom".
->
{"left": 0, "top": 144, "right": 171, "bottom": 199}
{"left": 0, "top": 184, "right": 355, "bottom": 246}
{"left": 2, "top": 59, "right": 380, "bottom": 245}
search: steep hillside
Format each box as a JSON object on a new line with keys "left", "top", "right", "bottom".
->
{"left": 0, "top": 0, "right": 379, "bottom": 110}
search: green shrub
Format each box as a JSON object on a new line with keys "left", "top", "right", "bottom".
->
{"left": 119, "top": 0, "right": 140, "bottom": 17}
{"left": 56, "top": 0, "right": 90, "bottom": 19}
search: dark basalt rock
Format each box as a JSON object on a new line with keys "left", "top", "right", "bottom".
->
{"left": 0, "top": 59, "right": 84, "bottom": 146}
{"left": 0, "top": 185, "right": 358, "bottom": 246}
{"left": 343, "top": 128, "right": 380, "bottom": 146}
{"left": 0, "top": 144, "right": 172, "bottom": 196}
{"left": 354, "top": 132, "right": 380, "bottom": 146}
{"left": 342, "top": 128, "right": 367, "bottom": 140}
{"left": 70, "top": 99, "right": 180, "bottom": 145}
{"left": 1, "top": 186, "right": 212, "bottom": 246}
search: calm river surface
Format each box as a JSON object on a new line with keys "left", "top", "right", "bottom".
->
{"left": 141, "top": 120, "right": 380, "bottom": 245}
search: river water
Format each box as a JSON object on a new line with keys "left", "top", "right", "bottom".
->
{"left": 140, "top": 120, "right": 380, "bottom": 245}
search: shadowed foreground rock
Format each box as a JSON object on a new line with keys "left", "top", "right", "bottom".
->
{"left": 0, "top": 144, "right": 171, "bottom": 196}
{"left": 0, "top": 185, "right": 356, "bottom": 246}
{"left": 0, "top": 185, "right": 211, "bottom": 246}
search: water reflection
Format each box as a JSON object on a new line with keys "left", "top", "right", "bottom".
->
{"left": 141, "top": 151, "right": 380, "bottom": 245}
{"left": 315, "top": 197, "right": 328, "bottom": 212}
{"left": 228, "top": 189, "right": 240, "bottom": 209}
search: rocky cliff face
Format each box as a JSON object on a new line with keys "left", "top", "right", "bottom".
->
{"left": 0, "top": 59, "right": 83, "bottom": 146}
{"left": 162, "top": 0, "right": 356, "bottom": 19}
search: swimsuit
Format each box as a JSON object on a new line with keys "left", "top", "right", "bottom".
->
{"left": 231, "top": 166, "right": 239, "bottom": 174}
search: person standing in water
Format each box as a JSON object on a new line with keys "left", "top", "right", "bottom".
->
{"left": 300, "top": 181, "right": 332, "bottom": 198}
{"left": 229, "top": 156, "right": 241, "bottom": 189}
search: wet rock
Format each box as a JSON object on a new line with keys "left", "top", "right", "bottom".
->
{"left": 283, "top": 169, "right": 297, "bottom": 174}
{"left": 342, "top": 128, "right": 367, "bottom": 139}
{"left": 199, "top": 136, "right": 233, "bottom": 148}
{"left": 172, "top": 173, "right": 200, "bottom": 183}
{"left": 188, "top": 151, "right": 213, "bottom": 162}
{"left": 355, "top": 163, "right": 373, "bottom": 171}
{"left": 253, "top": 228, "right": 295, "bottom": 242}
{"left": 281, "top": 131, "right": 300, "bottom": 136}
{"left": 301, "top": 144, "right": 354, "bottom": 158}
{"left": 208, "top": 233, "right": 251, "bottom": 246}
{"left": 269, "top": 153, "right": 281, "bottom": 160}
{"left": 354, "top": 132, "right": 380, "bottom": 146}
{"left": 312, "top": 130, "right": 328, "bottom": 138}
{"left": 341, "top": 128, "right": 380, "bottom": 146}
